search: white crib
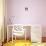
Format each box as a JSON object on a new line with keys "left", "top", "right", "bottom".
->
{"left": 7, "top": 24, "right": 42, "bottom": 43}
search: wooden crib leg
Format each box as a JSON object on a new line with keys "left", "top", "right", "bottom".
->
{"left": 15, "top": 36, "right": 16, "bottom": 42}
{"left": 7, "top": 27, "right": 8, "bottom": 43}
{"left": 12, "top": 30, "right": 13, "bottom": 43}
{"left": 25, "top": 30, "right": 26, "bottom": 43}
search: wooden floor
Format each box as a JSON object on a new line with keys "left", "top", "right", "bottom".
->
{"left": 3, "top": 40, "right": 46, "bottom": 46}
{"left": 2, "top": 37, "right": 46, "bottom": 46}
{"left": 3, "top": 40, "right": 31, "bottom": 46}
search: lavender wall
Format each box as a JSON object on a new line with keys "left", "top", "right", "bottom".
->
{"left": 7, "top": 0, "right": 46, "bottom": 37}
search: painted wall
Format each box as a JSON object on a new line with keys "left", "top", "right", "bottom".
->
{"left": 7, "top": 0, "right": 46, "bottom": 37}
